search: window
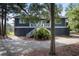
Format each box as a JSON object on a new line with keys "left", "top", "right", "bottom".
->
{"left": 55, "top": 19, "right": 62, "bottom": 24}
{"left": 19, "top": 19, "right": 26, "bottom": 24}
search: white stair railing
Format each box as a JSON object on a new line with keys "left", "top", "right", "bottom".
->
{"left": 29, "top": 22, "right": 51, "bottom": 28}
{"left": 26, "top": 22, "right": 51, "bottom": 37}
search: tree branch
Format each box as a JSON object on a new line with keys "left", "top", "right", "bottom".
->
{"left": 16, "top": 4, "right": 29, "bottom": 15}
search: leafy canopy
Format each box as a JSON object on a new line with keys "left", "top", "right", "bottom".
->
{"left": 66, "top": 4, "right": 79, "bottom": 32}
{"left": 19, "top": 3, "right": 63, "bottom": 23}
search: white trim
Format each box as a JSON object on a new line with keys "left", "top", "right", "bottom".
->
{"left": 15, "top": 26, "right": 67, "bottom": 28}
{"left": 15, "top": 26, "right": 36, "bottom": 28}
{"left": 55, "top": 26, "right": 67, "bottom": 28}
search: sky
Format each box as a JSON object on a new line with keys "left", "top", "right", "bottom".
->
{"left": 61, "top": 3, "right": 69, "bottom": 16}
{"left": 7, "top": 3, "right": 69, "bottom": 25}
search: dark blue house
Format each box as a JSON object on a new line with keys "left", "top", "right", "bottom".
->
{"left": 14, "top": 17, "right": 70, "bottom": 36}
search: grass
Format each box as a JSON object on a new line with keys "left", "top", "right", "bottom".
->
{"left": 7, "top": 32, "right": 14, "bottom": 36}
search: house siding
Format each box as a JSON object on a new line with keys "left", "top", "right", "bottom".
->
{"left": 14, "top": 28, "right": 69, "bottom": 36}
{"left": 14, "top": 17, "right": 70, "bottom": 36}
{"left": 14, "top": 28, "right": 34, "bottom": 36}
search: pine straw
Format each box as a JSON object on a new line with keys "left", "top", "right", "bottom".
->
{"left": 19, "top": 43, "right": 79, "bottom": 56}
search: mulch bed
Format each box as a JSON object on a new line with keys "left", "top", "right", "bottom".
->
{"left": 20, "top": 43, "right": 79, "bottom": 56}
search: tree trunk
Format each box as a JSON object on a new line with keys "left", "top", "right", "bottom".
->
{"left": 4, "top": 4, "right": 7, "bottom": 37}
{"left": 1, "top": 4, "right": 7, "bottom": 38}
{"left": 1, "top": 5, "right": 4, "bottom": 37}
{"left": 49, "top": 3, "right": 56, "bottom": 56}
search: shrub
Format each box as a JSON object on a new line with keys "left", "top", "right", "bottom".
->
{"left": 32, "top": 27, "right": 51, "bottom": 40}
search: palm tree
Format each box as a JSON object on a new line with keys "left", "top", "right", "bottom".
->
{"left": 49, "top": 3, "right": 56, "bottom": 56}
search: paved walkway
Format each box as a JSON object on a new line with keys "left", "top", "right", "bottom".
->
{"left": 0, "top": 34, "right": 79, "bottom": 56}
